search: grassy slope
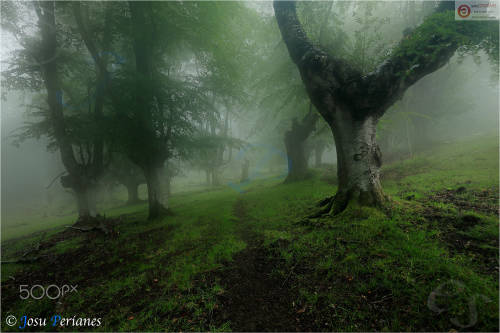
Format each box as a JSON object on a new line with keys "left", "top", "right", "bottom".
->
{"left": 1, "top": 134, "right": 498, "bottom": 332}
{"left": 1, "top": 198, "right": 151, "bottom": 242}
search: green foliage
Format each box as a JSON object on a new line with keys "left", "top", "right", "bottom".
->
{"left": 2, "top": 134, "right": 498, "bottom": 331}
{"left": 392, "top": 9, "right": 498, "bottom": 81}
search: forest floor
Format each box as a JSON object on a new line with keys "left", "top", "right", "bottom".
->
{"left": 1, "top": 134, "right": 499, "bottom": 332}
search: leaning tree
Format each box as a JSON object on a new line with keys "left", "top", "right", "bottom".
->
{"left": 273, "top": 1, "right": 498, "bottom": 215}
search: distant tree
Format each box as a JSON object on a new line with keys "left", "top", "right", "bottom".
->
{"left": 105, "top": 154, "right": 145, "bottom": 205}
{"left": 309, "top": 121, "right": 332, "bottom": 168}
{"left": 274, "top": 1, "right": 498, "bottom": 215}
{"left": 283, "top": 105, "right": 318, "bottom": 182}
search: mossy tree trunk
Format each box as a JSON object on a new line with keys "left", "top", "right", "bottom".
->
{"left": 328, "top": 114, "right": 385, "bottom": 213}
{"left": 274, "top": 1, "right": 464, "bottom": 214}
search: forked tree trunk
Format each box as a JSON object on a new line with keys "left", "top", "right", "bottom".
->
{"left": 274, "top": 1, "right": 467, "bottom": 215}
{"left": 321, "top": 113, "right": 386, "bottom": 214}
{"left": 144, "top": 166, "right": 167, "bottom": 220}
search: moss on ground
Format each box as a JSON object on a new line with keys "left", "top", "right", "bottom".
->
{"left": 1, "top": 134, "right": 498, "bottom": 331}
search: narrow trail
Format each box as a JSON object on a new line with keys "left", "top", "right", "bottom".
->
{"left": 213, "top": 197, "right": 303, "bottom": 331}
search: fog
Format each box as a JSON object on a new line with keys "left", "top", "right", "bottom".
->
{"left": 0, "top": 0, "right": 498, "bottom": 233}
{"left": 1, "top": 1, "right": 499, "bottom": 331}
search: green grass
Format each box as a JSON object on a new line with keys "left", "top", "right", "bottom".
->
{"left": 1, "top": 134, "right": 498, "bottom": 331}
{"left": 1, "top": 202, "right": 151, "bottom": 242}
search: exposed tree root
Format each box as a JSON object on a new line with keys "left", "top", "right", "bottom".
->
{"left": 309, "top": 197, "right": 334, "bottom": 218}
{"left": 309, "top": 189, "right": 388, "bottom": 219}
{"left": 317, "top": 195, "right": 334, "bottom": 207}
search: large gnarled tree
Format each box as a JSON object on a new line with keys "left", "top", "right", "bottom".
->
{"left": 274, "top": 1, "right": 498, "bottom": 215}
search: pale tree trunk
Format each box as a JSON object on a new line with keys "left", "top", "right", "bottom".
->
{"left": 322, "top": 112, "right": 385, "bottom": 214}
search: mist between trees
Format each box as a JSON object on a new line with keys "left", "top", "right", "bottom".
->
{"left": 1, "top": 1, "right": 498, "bottom": 227}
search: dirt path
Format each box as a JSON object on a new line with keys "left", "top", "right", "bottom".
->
{"left": 213, "top": 197, "right": 303, "bottom": 331}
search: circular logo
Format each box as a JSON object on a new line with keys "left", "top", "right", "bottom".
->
{"left": 457, "top": 4, "right": 471, "bottom": 18}
{"left": 6, "top": 315, "right": 17, "bottom": 326}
